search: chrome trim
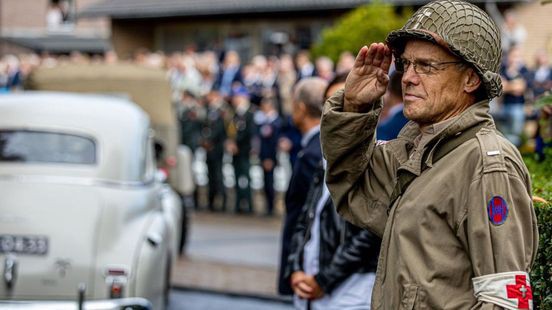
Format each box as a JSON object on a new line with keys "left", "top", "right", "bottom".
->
{"left": 3, "top": 255, "right": 17, "bottom": 290}
{"left": 0, "top": 174, "right": 155, "bottom": 189}
{"left": 0, "top": 297, "right": 152, "bottom": 309}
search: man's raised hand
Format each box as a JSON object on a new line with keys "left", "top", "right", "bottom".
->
{"left": 344, "top": 43, "right": 392, "bottom": 113}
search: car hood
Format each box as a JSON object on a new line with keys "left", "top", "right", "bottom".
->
{"left": 0, "top": 180, "right": 103, "bottom": 300}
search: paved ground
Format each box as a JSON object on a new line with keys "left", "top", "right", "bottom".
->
{"left": 171, "top": 210, "right": 285, "bottom": 297}
{"left": 168, "top": 289, "right": 293, "bottom": 310}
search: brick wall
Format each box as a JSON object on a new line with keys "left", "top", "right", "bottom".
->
{"left": 513, "top": 0, "right": 552, "bottom": 67}
{"left": 1, "top": 0, "right": 49, "bottom": 30}
{"left": 0, "top": 0, "right": 108, "bottom": 36}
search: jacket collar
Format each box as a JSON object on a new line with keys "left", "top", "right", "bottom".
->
{"left": 394, "top": 100, "right": 495, "bottom": 175}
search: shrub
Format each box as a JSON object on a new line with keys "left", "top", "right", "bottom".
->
{"left": 526, "top": 148, "right": 552, "bottom": 309}
{"left": 311, "top": 3, "right": 411, "bottom": 63}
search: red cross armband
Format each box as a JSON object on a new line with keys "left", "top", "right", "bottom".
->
{"left": 472, "top": 271, "right": 533, "bottom": 309}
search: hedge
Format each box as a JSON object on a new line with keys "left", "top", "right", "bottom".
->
{"left": 310, "top": 3, "right": 411, "bottom": 63}
{"left": 526, "top": 148, "right": 552, "bottom": 309}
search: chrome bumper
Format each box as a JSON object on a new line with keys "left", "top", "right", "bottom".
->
{"left": 0, "top": 297, "right": 152, "bottom": 309}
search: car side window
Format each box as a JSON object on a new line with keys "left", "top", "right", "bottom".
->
{"left": 0, "top": 130, "right": 96, "bottom": 165}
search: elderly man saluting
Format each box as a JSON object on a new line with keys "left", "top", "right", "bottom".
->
{"left": 320, "top": 0, "right": 538, "bottom": 309}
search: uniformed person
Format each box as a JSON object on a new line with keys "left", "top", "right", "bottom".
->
{"left": 226, "top": 86, "right": 256, "bottom": 214}
{"left": 320, "top": 0, "right": 539, "bottom": 308}
{"left": 202, "top": 90, "right": 229, "bottom": 211}
{"left": 178, "top": 90, "right": 204, "bottom": 152}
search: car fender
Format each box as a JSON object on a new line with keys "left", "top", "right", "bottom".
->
{"left": 133, "top": 212, "right": 170, "bottom": 309}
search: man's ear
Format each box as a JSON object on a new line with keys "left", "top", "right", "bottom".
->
{"left": 464, "top": 68, "right": 481, "bottom": 94}
{"left": 298, "top": 101, "right": 307, "bottom": 115}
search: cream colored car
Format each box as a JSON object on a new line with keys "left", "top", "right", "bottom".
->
{"left": 0, "top": 92, "right": 182, "bottom": 309}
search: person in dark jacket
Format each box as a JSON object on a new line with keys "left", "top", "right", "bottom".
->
{"left": 255, "top": 96, "right": 282, "bottom": 216}
{"left": 285, "top": 163, "right": 380, "bottom": 309}
{"left": 202, "top": 90, "right": 228, "bottom": 211}
{"left": 226, "top": 86, "right": 256, "bottom": 214}
{"left": 284, "top": 75, "right": 380, "bottom": 309}
{"left": 278, "top": 77, "right": 327, "bottom": 295}
{"left": 377, "top": 71, "right": 409, "bottom": 140}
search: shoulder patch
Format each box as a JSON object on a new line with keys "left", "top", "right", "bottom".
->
{"left": 488, "top": 196, "right": 509, "bottom": 225}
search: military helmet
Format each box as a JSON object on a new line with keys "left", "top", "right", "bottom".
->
{"left": 386, "top": 0, "right": 502, "bottom": 99}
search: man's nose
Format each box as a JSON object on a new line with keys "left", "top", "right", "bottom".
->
{"left": 401, "top": 64, "right": 420, "bottom": 85}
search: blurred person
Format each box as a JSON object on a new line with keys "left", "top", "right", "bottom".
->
{"left": 214, "top": 50, "right": 243, "bottom": 99}
{"left": 336, "top": 51, "right": 355, "bottom": 75}
{"left": 320, "top": 1, "right": 537, "bottom": 308}
{"left": 46, "top": 1, "right": 63, "bottom": 30}
{"left": 104, "top": 50, "right": 119, "bottom": 65}
{"left": 254, "top": 96, "right": 282, "bottom": 216}
{"left": 18, "top": 54, "right": 41, "bottom": 80}
{"left": 315, "top": 56, "right": 334, "bottom": 81}
{"left": 69, "top": 51, "right": 90, "bottom": 65}
{"left": 377, "top": 71, "right": 409, "bottom": 140}
{"left": 178, "top": 91, "right": 204, "bottom": 155}
{"left": 226, "top": 86, "right": 255, "bottom": 214}
{"left": 202, "top": 90, "right": 229, "bottom": 211}
{"left": 501, "top": 10, "right": 527, "bottom": 53}
{"left": 144, "top": 51, "right": 166, "bottom": 69}
{"left": 175, "top": 55, "right": 203, "bottom": 98}
{"left": 133, "top": 48, "right": 150, "bottom": 66}
{"left": 199, "top": 50, "right": 220, "bottom": 79}
{"left": 277, "top": 54, "right": 297, "bottom": 115}
{"left": 285, "top": 76, "right": 380, "bottom": 310}
{"left": 295, "top": 50, "right": 316, "bottom": 81}
{"left": 262, "top": 56, "right": 280, "bottom": 97}
{"left": 167, "top": 52, "right": 184, "bottom": 101}
{"left": 0, "top": 61, "right": 7, "bottom": 93}
{"left": 529, "top": 49, "right": 552, "bottom": 99}
{"left": 535, "top": 96, "right": 552, "bottom": 161}
{"left": 196, "top": 64, "right": 217, "bottom": 98}
{"left": 1, "top": 55, "right": 22, "bottom": 92}
{"left": 500, "top": 46, "right": 531, "bottom": 146}
{"left": 40, "top": 52, "right": 59, "bottom": 68}
{"left": 243, "top": 62, "right": 264, "bottom": 106}
{"left": 278, "top": 116, "right": 302, "bottom": 168}
{"left": 278, "top": 77, "right": 327, "bottom": 295}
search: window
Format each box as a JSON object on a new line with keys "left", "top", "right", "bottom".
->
{"left": 0, "top": 130, "right": 96, "bottom": 165}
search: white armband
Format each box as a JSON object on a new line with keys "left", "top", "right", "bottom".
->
{"left": 472, "top": 271, "right": 533, "bottom": 310}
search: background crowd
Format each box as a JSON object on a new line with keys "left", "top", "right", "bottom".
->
{"left": 0, "top": 12, "right": 551, "bottom": 215}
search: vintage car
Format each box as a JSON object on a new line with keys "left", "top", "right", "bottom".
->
{"left": 26, "top": 63, "right": 193, "bottom": 254}
{"left": 0, "top": 92, "right": 182, "bottom": 309}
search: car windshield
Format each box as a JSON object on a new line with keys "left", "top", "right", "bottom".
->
{"left": 0, "top": 130, "right": 96, "bottom": 165}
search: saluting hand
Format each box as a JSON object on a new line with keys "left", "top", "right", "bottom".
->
{"left": 344, "top": 43, "right": 392, "bottom": 113}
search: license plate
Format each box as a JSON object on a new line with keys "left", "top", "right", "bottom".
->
{"left": 0, "top": 235, "right": 48, "bottom": 255}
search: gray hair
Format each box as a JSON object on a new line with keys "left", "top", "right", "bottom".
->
{"left": 293, "top": 77, "right": 328, "bottom": 118}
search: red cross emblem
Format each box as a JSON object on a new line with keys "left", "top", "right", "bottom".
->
{"left": 506, "top": 274, "right": 533, "bottom": 309}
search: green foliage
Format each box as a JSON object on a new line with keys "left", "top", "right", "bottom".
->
{"left": 532, "top": 202, "right": 552, "bottom": 309}
{"left": 525, "top": 150, "right": 552, "bottom": 309}
{"left": 534, "top": 92, "right": 552, "bottom": 109}
{"left": 311, "top": 3, "right": 411, "bottom": 63}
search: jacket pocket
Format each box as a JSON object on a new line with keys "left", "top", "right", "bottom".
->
{"left": 400, "top": 284, "right": 428, "bottom": 310}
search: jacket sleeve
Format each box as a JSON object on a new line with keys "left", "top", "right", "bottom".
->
{"left": 315, "top": 222, "right": 381, "bottom": 294}
{"left": 320, "top": 89, "right": 399, "bottom": 237}
{"left": 283, "top": 180, "right": 322, "bottom": 282}
{"left": 457, "top": 130, "right": 538, "bottom": 309}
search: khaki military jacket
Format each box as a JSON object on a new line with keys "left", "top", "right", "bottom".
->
{"left": 320, "top": 90, "right": 538, "bottom": 309}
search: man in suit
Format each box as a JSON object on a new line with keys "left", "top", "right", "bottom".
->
{"left": 278, "top": 77, "right": 328, "bottom": 295}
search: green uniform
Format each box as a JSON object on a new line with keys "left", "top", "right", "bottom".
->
{"left": 320, "top": 89, "right": 538, "bottom": 309}
{"left": 230, "top": 107, "right": 255, "bottom": 213}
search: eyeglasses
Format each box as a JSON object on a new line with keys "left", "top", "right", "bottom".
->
{"left": 395, "top": 57, "right": 463, "bottom": 75}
